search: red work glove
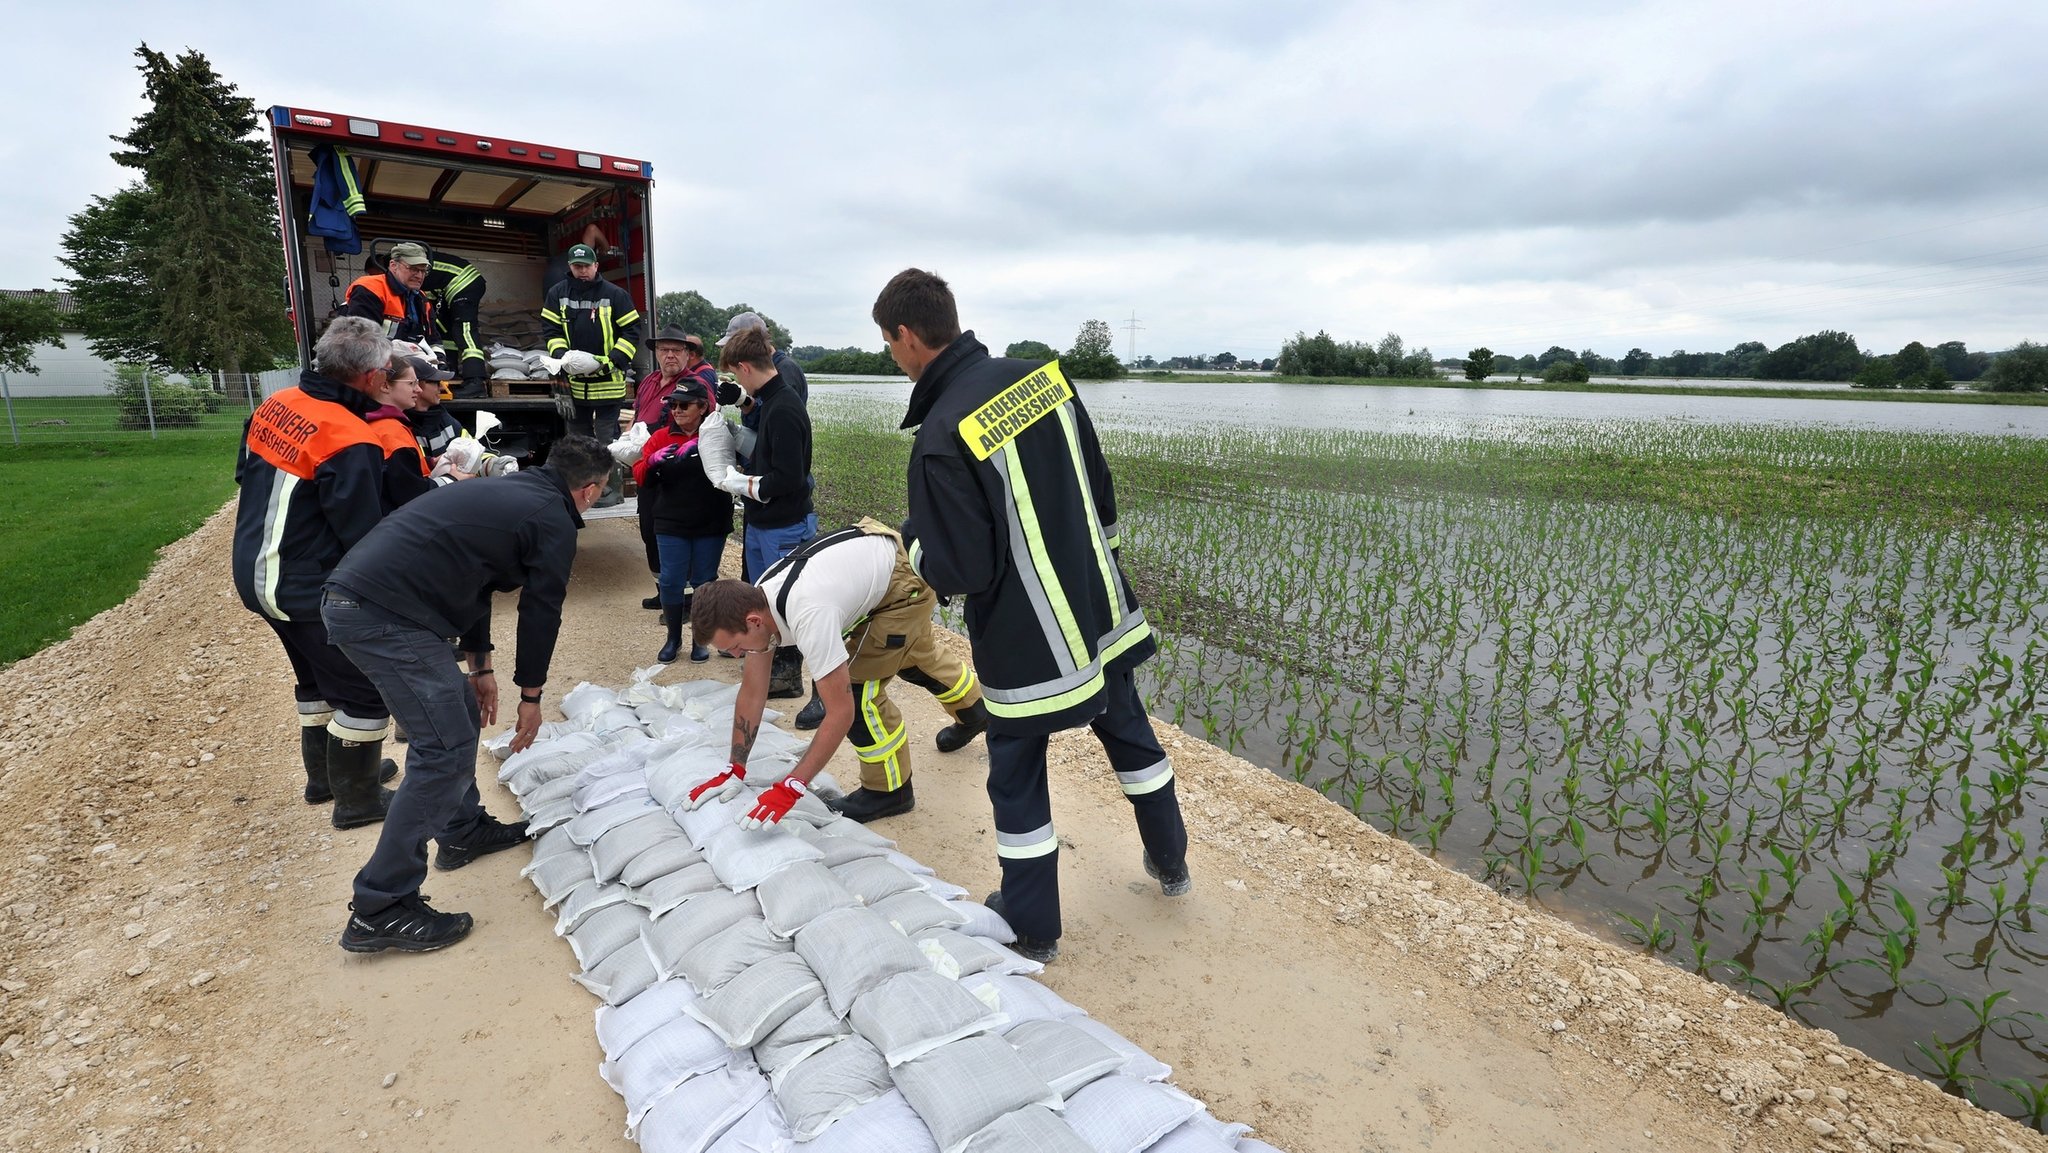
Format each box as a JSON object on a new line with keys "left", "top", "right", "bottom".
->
{"left": 738, "top": 775, "right": 808, "bottom": 830}
{"left": 685, "top": 762, "right": 747, "bottom": 807}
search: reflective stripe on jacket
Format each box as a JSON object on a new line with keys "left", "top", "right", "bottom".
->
{"left": 540, "top": 275, "right": 642, "bottom": 401}
{"left": 901, "top": 335, "right": 1153, "bottom": 736}
{"left": 342, "top": 273, "right": 432, "bottom": 343}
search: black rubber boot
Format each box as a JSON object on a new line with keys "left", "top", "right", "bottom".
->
{"left": 304, "top": 727, "right": 397, "bottom": 804}
{"left": 794, "top": 688, "right": 827, "bottom": 730}
{"left": 301, "top": 724, "right": 331, "bottom": 804}
{"left": 828, "top": 783, "right": 915, "bottom": 823}
{"left": 984, "top": 890, "right": 1058, "bottom": 963}
{"left": 767, "top": 646, "right": 805, "bottom": 699}
{"left": 935, "top": 700, "right": 989, "bottom": 753}
{"left": 658, "top": 601, "right": 685, "bottom": 663}
{"left": 328, "top": 734, "right": 396, "bottom": 830}
{"left": 641, "top": 590, "right": 663, "bottom": 610}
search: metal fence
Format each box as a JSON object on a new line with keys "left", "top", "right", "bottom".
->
{"left": 0, "top": 367, "right": 299, "bottom": 445}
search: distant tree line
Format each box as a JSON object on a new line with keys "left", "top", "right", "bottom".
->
{"left": 1275, "top": 331, "right": 1440, "bottom": 378}
{"left": 1457, "top": 332, "right": 2046, "bottom": 392}
{"left": 1128, "top": 351, "right": 1279, "bottom": 371}
{"left": 788, "top": 345, "right": 900, "bottom": 375}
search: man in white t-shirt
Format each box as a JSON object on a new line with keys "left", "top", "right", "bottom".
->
{"left": 682, "top": 518, "right": 987, "bottom": 827}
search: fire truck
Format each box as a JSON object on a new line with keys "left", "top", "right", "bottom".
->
{"left": 267, "top": 105, "right": 655, "bottom": 463}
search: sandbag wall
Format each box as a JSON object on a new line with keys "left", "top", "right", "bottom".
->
{"left": 488, "top": 673, "right": 1287, "bottom": 1153}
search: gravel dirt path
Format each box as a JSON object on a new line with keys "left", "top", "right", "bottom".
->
{"left": 0, "top": 507, "right": 2039, "bottom": 1153}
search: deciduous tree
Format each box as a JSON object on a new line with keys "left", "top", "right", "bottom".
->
{"left": 1064, "top": 319, "right": 1124, "bottom": 379}
{"left": 654, "top": 290, "right": 792, "bottom": 349}
{"left": 1464, "top": 347, "right": 1496, "bottom": 381}
{"left": 0, "top": 294, "right": 66, "bottom": 374}
{"left": 1978, "top": 341, "right": 2048, "bottom": 393}
{"left": 1004, "top": 339, "right": 1057, "bottom": 362}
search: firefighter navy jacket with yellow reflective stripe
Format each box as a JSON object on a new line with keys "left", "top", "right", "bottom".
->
{"left": 540, "top": 274, "right": 642, "bottom": 400}
{"left": 423, "top": 252, "right": 486, "bottom": 369}
{"left": 900, "top": 332, "right": 1153, "bottom": 737}
{"left": 231, "top": 368, "right": 388, "bottom": 623}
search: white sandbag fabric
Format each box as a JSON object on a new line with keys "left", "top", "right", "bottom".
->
{"left": 620, "top": 838, "right": 707, "bottom": 888}
{"left": 568, "top": 902, "right": 651, "bottom": 969}
{"left": 892, "top": 1034, "right": 1061, "bottom": 1153}
{"left": 753, "top": 994, "right": 851, "bottom": 1075}
{"left": 1066, "top": 1019, "right": 1171, "bottom": 1083}
{"left": 631, "top": 1063, "right": 768, "bottom": 1150}
{"left": 1233, "top": 1140, "right": 1285, "bottom": 1153}
{"left": 514, "top": 672, "right": 1279, "bottom": 1151}
{"left": 669, "top": 916, "right": 792, "bottom": 991}
{"left": 701, "top": 822, "right": 827, "bottom": 892}
{"left": 799, "top": 1089, "right": 939, "bottom": 1153}
{"left": 772, "top": 1035, "right": 894, "bottom": 1141}
{"left": 1060, "top": 1076, "right": 1203, "bottom": 1153}
{"left": 869, "top": 890, "right": 972, "bottom": 935}
{"left": 852, "top": 970, "right": 1009, "bottom": 1067}
{"left": 560, "top": 681, "right": 620, "bottom": 719}
{"left": 796, "top": 907, "right": 934, "bottom": 1016}
{"left": 635, "top": 862, "right": 725, "bottom": 917}
{"left": 577, "top": 937, "right": 662, "bottom": 1006}
{"left": 758, "top": 860, "right": 860, "bottom": 937}
{"left": 696, "top": 414, "right": 736, "bottom": 480}
{"left": 962, "top": 1106, "right": 1096, "bottom": 1153}
{"left": 685, "top": 953, "right": 825, "bottom": 1047}
{"left": 600, "top": 1015, "right": 735, "bottom": 1130}
{"left": 831, "top": 857, "right": 926, "bottom": 905}
{"left": 1004, "top": 1020, "right": 1124, "bottom": 1099}
{"left": 597, "top": 979, "right": 699, "bottom": 1061}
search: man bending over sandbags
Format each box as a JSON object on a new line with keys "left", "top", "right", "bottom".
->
{"left": 683, "top": 519, "right": 989, "bottom": 826}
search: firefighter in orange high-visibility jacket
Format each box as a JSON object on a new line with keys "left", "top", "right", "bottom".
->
{"left": 340, "top": 242, "right": 434, "bottom": 344}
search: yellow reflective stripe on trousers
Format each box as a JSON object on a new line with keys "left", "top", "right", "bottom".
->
{"left": 996, "top": 823, "right": 1058, "bottom": 859}
{"left": 998, "top": 444, "right": 1090, "bottom": 667}
{"left": 853, "top": 680, "right": 907, "bottom": 790}
{"left": 1117, "top": 757, "right": 1174, "bottom": 795}
{"left": 935, "top": 664, "right": 977, "bottom": 705}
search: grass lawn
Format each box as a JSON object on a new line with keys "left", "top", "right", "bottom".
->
{"left": 0, "top": 432, "right": 242, "bottom": 666}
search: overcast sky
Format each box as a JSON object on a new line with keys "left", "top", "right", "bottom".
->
{"left": 6, "top": 1, "right": 2047, "bottom": 362}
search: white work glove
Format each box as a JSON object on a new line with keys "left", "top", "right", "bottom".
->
{"left": 560, "top": 350, "right": 603, "bottom": 377}
{"left": 717, "top": 466, "right": 759, "bottom": 500}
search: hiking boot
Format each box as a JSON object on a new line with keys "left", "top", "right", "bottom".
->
{"left": 767, "top": 647, "right": 804, "bottom": 699}
{"left": 339, "top": 894, "right": 473, "bottom": 953}
{"left": 327, "top": 736, "right": 395, "bottom": 829}
{"left": 983, "top": 891, "right": 1057, "bottom": 963}
{"left": 793, "top": 688, "right": 827, "bottom": 731}
{"left": 435, "top": 814, "right": 531, "bottom": 871}
{"left": 827, "top": 783, "right": 914, "bottom": 823}
{"left": 934, "top": 700, "right": 988, "bottom": 754}
{"left": 1144, "top": 851, "right": 1193, "bottom": 897}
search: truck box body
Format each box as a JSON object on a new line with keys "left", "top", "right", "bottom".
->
{"left": 267, "top": 105, "right": 656, "bottom": 462}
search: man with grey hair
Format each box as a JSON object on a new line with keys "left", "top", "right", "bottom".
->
{"left": 325, "top": 435, "right": 614, "bottom": 952}
{"left": 342, "top": 241, "right": 435, "bottom": 344}
{"left": 232, "top": 315, "right": 405, "bottom": 830}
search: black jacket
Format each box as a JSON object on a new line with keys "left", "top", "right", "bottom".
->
{"left": 638, "top": 426, "right": 733, "bottom": 539}
{"left": 325, "top": 467, "right": 584, "bottom": 689}
{"left": 901, "top": 333, "right": 1152, "bottom": 736}
{"left": 541, "top": 274, "right": 642, "bottom": 399}
{"left": 231, "top": 367, "right": 387, "bottom": 622}
{"left": 744, "top": 376, "right": 813, "bottom": 530}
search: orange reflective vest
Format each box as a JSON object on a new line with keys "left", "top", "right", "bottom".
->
{"left": 245, "top": 388, "right": 382, "bottom": 479}
{"left": 367, "top": 415, "right": 429, "bottom": 475}
{"left": 347, "top": 273, "right": 433, "bottom": 338}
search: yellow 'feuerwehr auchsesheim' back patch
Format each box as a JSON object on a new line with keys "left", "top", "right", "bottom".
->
{"left": 958, "top": 361, "right": 1075, "bottom": 461}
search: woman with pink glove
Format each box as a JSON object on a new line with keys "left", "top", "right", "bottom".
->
{"left": 631, "top": 378, "right": 733, "bottom": 662}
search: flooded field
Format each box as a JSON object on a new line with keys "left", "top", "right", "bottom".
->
{"left": 806, "top": 385, "right": 2048, "bottom": 1128}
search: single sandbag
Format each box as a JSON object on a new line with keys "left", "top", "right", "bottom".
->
{"left": 830, "top": 858, "right": 925, "bottom": 905}
{"left": 668, "top": 916, "right": 792, "bottom": 992}
{"left": 961, "top": 1106, "right": 1095, "bottom": 1153}
{"left": 1003, "top": 1019, "right": 1124, "bottom": 1099}
{"left": 851, "top": 970, "right": 1008, "bottom": 1067}
{"left": 1060, "top": 1076, "right": 1203, "bottom": 1153}
{"left": 752, "top": 994, "right": 850, "bottom": 1076}
{"left": 575, "top": 936, "right": 662, "bottom": 1006}
{"left": 621, "top": 837, "right": 707, "bottom": 888}
{"left": 599, "top": 1015, "right": 734, "bottom": 1131}
{"left": 960, "top": 975, "right": 1087, "bottom": 1026}
{"left": 555, "top": 879, "right": 637, "bottom": 935}
{"left": 772, "top": 1035, "right": 894, "bottom": 1141}
{"left": 684, "top": 952, "right": 824, "bottom": 1048}
{"left": 634, "top": 862, "right": 726, "bottom": 918}
{"left": 567, "top": 902, "right": 651, "bottom": 969}
{"left": 892, "top": 1034, "right": 1060, "bottom": 1153}
{"left": 759, "top": 860, "right": 861, "bottom": 937}
{"left": 868, "top": 890, "right": 970, "bottom": 936}
{"left": 795, "top": 907, "right": 933, "bottom": 1017}
{"left": 596, "top": 978, "right": 699, "bottom": 1061}
{"left": 798, "top": 1089, "right": 938, "bottom": 1153}
{"left": 630, "top": 1062, "right": 768, "bottom": 1149}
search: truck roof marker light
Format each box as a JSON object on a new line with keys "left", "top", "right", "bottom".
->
{"left": 293, "top": 114, "right": 333, "bottom": 128}
{"left": 436, "top": 136, "right": 457, "bottom": 145}
{"left": 402, "top": 131, "right": 425, "bottom": 141}
{"left": 476, "top": 140, "right": 492, "bottom": 150}
{"left": 538, "top": 151, "right": 556, "bottom": 161}
{"left": 576, "top": 153, "right": 601, "bottom": 169}
{"left": 611, "top": 160, "right": 639, "bottom": 172}
{"left": 508, "top": 146, "right": 529, "bottom": 156}
{"left": 347, "top": 119, "right": 379, "bottom": 136}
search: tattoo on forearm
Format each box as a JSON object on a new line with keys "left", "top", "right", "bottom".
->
{"left": 731, "top": 716, "right": 758, "bottom": 765}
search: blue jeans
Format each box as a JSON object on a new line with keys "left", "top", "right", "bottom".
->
{"left": 744, "top": 514, "right": 818, "bottom": 581}
{"left": 321, "top": 595, "right": 490, "bottom": 913}
{"left": 656, "top": 534, "right": 726, "bottom": 603}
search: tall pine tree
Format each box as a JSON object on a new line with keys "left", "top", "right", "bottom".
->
{"left": 60, "top": 44, "right": 291, "bottom": 375}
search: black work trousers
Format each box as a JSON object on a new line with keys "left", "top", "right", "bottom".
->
{"left": 321, "top": 595, "right": 490, "bottom": 914}
{"left": 261, "top": 615, "right": 387, "bottom": 736}
{"left": 984, "top": 662, "right": 1188, "bottom": 944}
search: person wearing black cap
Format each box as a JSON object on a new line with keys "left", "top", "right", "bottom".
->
{"left": 632, "top": 378, "right": 732, "bottom": 663}
{"left": 630, "top": 327, "right": 723, "bottom": 606}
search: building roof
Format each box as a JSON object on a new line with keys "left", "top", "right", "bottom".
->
{"left": 0, "top": 289, "right": 76, "bottom": 316}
